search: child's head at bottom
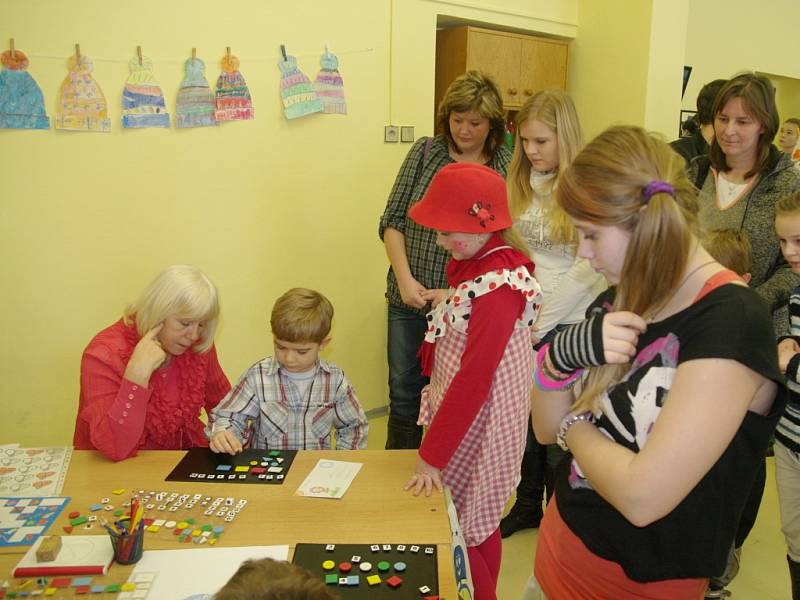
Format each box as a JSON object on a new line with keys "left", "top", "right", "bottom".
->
{"left": 270, "top": 288, "right": 333, "bottom": 372}
{"left": 775, "top": 191, "right": 800, "bottom": 275}
{"left": 702, "top": 228, "right": 753, "bottom": 282}
{"left": 408, "top": 162, "right": 530, "bottom": 259}
{"left": 214, "top": 557, "right": 336, "bottom": 600}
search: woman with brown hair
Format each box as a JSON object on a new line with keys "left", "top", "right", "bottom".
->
{"left": 378, "top": 70, "right": 512, "bottom": 449}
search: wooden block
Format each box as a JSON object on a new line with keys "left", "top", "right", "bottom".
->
{"left": 35, "top": 536, "right": 62, "bottom": 563}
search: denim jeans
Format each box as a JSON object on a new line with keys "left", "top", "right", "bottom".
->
{"left": 387, "top": 303, "right": 430, "bottom": 422}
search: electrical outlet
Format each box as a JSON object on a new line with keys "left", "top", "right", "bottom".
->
{"left": 400, "top": 126, "right": 415, "bottom": 143}
{"left": 384, "top": 125, "right": 399, "bottom": 143}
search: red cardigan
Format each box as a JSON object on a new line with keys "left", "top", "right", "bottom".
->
{"left": 419, "top": 235, "right": 534, "bottom": 468}
{"left": 73, "top": 319, "right": 230, "bottom": 461}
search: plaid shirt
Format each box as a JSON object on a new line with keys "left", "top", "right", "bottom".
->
{"left": 207, "top": 357, "right": 368, "bottom": 450}
{"left": 378, "top": 135, "right": 512, "bottom": 315}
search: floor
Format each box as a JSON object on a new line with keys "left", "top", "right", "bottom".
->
{"left": 366, "top": 414, "right": 792, "bottom": 599}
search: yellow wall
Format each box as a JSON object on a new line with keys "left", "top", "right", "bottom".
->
{"left": 683, "top": 0, "right": 800, "bottom": 120}
{"left": 568, "top": 0, "right": 654, "bottom": 140}
{"left": 0, "top": 0, "right": 580, "bottom": 446}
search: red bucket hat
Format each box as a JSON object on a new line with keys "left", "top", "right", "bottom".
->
{"left": 408, "top": 163, "right": 512, "bottom": 233}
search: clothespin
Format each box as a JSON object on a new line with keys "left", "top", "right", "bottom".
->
{"left": 9, "top": 38, "right": 15, "bottom": 59}
{"left": 226, "top": 46, "right": 231, "bottom": 61}
{"left": 137, "top": 45, "right": 142, "bottom": 65}
{"left": 324, "top": 41, "right": 330, "bottom": 57}
{"left": 191, "top": 47, "right": 196, "bottom": 65}
{"left": 280, "top": 44, "right": 287, "bottom": 61}
{"left": 75, "top": 43, "right": 80, "bottom": 60}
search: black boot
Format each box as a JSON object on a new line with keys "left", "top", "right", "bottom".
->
{"left": 385, "top": 415, "right": 423, "bottom": 450}
{"left": 500, "top": 438, "right": 546, "bottom": 538}
{"left": 789, "top": 555, "right": 800, "bottom": 600}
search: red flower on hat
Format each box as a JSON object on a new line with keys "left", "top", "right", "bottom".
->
{"left": 468, "top": 202, "right": 496, "bottom": 228}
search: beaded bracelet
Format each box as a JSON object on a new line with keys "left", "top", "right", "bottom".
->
{"left": 533, "top": 344, "right": 584, "bottom": 392}
{"left": 556, "top": 411, "right": 597, "bottom": 452}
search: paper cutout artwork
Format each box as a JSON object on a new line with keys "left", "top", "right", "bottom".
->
{"left": 0, "top": 50, "right": 50, "bottom": 129}
{"left": 175, "top": 57, "right": 217, "bottom": 128}
{"left": 278, "top": 50, "right": 323, "bottom": 120}
{"left": 215, "top": 54, "right": 254, "bottom": 122}
{"left": 313, "top": 50, "right": 346, "bottom": 115}
{"left": 55, "top": 54, "right": 111, "bottom": 132}
{"left": 0, "top": 447, "right": 73, "bottom": 497}
{"left": 122, "top": 55, "right": 170, "bottom": 128}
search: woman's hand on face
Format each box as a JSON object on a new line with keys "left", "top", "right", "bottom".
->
{"left": 398, "top": 275, "right": 429, "bottom": 309}
{"left": 123, "top": 323, "right": 167, "bottom": 387}
{"left": 778, "top": 338, "right": 800, "bottom": 374}
{"left": 209, "top": 430, "right": 243, "bottom": 455}
{"left": 421, "top": 289, "right": 448, "bottom": 308}
{"left": 602, "top": 311, "right": 647, "bottom": 364}
{"left": 404, "top": 456, "right": 443, "bottom": 497}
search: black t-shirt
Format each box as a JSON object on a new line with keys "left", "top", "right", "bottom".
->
{"left": 556, "top": 283, "right": 785, "bottom": 582}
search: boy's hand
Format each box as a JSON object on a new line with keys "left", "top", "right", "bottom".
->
{"left": 778, "top": 338, "right": 800, "bottom": 374}
{"left": 404, "top": 456, "right": 443, "bottom": 497}
{"left": 398, "top": 275, "right": 428, "bottom": 309}
{"left": 210, "top": 430, "right": 243, "bottom": 455}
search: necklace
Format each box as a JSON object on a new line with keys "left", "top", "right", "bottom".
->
{"left": 645, "top": 259, "right": 717, "bottom": 323}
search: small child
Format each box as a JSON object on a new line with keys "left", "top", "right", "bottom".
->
{"left": 774, "top": 191, "right": 800, "bottom": 598}
{"left": 209, "top": 557, "right": 335, "bottom": 600}
{"left": 703, "top": 228, "right": 753, "bottom": 284}
{"left": 700, "top": 227, "right": 756, "bottom": 599}
{"left": 207, "top": 288, "right": 368, "bottom": 452}
{"left": 403, "top": 162, "right": 542, "bottom": 600}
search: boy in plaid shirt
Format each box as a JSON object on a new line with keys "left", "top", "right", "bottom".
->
{"left": 207, "top": 288, "right": 368, "bottom": 452}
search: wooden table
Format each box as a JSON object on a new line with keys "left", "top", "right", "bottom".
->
{"left": 0, "top": 450, "right": 456, "bottom": 598}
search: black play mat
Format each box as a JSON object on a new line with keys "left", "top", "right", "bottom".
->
{"left": 292, "top": 542, "right": 439, "bottom": 598}
{"left": 165, "top": 448, "right": 297, "bottom": 484}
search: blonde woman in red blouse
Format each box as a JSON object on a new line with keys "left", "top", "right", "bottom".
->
{"left": 73, "top": 265, "right": 230, "bottom": 461}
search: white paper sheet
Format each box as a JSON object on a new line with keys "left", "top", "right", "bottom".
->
{"left": 294, "top": 459, "right": 362, "bottom": 499}
{"left": 130, "top": 545, "right": 289, "bottom": 599}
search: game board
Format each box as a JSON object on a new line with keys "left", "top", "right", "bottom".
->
{"left": 292, "top": 543, "right": 439, "bottom": 598}
{"left": 0, "top": 496, "right": 69, "bottom": 547}
{"left": 0, "top": 446, "right": 72, "bottom": 497}
{"left": 165, "top": 448, "right": 297, "bottom": 485}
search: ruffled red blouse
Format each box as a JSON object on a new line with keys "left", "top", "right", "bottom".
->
{"left": 73, "top": 319, "right": 230, "bottom": 461}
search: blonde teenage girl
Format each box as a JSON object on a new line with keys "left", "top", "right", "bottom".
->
{"left": 501, "top": 90, "right": 605, "bottom": 537}
{"left": 529, "top": 126, "right": 782, "bottom": 599}
{"left": 404, "top": 162, "right": 542, "bottom": 600}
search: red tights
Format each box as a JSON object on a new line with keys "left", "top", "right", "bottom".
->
{"left": 467, "top": 527, "right": 502, "bottom": 600}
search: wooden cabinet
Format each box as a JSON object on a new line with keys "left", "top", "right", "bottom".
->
{"left": 435, "top": 26, "right": 569, "bottom": 114}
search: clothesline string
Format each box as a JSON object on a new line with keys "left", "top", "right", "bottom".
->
{"left": 21, "top": 47, "right": 374, "bottom": 65}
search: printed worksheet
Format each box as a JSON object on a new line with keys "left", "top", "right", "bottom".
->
{"left": 0, "top": 447, "right": 72, "bottom": 497}
{"left": 294, "top": 459, "right": 362, "bottom": 499}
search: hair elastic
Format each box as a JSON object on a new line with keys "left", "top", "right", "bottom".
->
{"left": 643, "top": 180, "right": 674, "bottom": 202}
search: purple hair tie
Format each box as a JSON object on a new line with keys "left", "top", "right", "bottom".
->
{"left": 643, "top": 180, "right": 674, "bottom": 202}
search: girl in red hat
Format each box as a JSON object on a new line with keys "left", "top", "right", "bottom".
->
{"left": 404, "top": 162, "right": 542, "bottom": 600}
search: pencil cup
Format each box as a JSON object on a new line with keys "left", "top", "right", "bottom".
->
{"left": 109, "top": 521, "right": 145, "bottom": 565}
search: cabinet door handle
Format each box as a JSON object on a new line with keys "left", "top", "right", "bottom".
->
{"left": 508, "top": 88, "right": 518, "bottom": 95}
{"left": 524, "top": 89, "right": 533, "bottom": 96}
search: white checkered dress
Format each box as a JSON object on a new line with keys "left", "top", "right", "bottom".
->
{"left": 419, "top": 323, "right": 533, "bottom": 546}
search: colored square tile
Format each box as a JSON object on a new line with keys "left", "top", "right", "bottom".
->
{"left": 386, "top": 575, "right": 403, "bottom": 589}
{"left": 234, "top": 466, "right": 249, "bottom": 473}
{"left": 71, "top": 578, "right": 92, "bottom": 587}
{"left": 74, "top": 586, "right": 90, "bottom": 595}
{"left": 90, "top": 586, "right": 106, "bottom": 594}
{"left": 50, "top": 579, "right": 70, "bottom": 589}
{"left": 367, "top": 575, "right": 381, "bottom": 586}
{"left": 104, "top": 584, "right": 121, "bottom": 593}
{"left": 325, "top": 574, "right": 338, "bottom": 584}
{"left": 121, "top": 582, "right": 136, "bottom": 591}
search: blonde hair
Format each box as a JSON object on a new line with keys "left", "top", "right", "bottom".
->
{"left": 556, "top": 126, "right": 699, "bottom": 413}
{"left": 214, "top": 558, "right": 336, "bottom": 600}
{"left": 436, "top": 71, "right": 506, "bottom": 159}
{"left": 702, "top": 228, "right": 752, "bottom": 276}
{"left": 270, "top": 288, "right": 333, "bottom": 344}
{"left": 507, "top": 90, "right": 583, "bottom": 244}
{"left": 498, "top": 226, "right": 532, "bottom": 259}
{"left": 123, "top": 265, "right": 219, "bottom": 353}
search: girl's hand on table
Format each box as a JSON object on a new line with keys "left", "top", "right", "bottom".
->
{"left": 404, "top": 456, "right": 443, "bottom": 497}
